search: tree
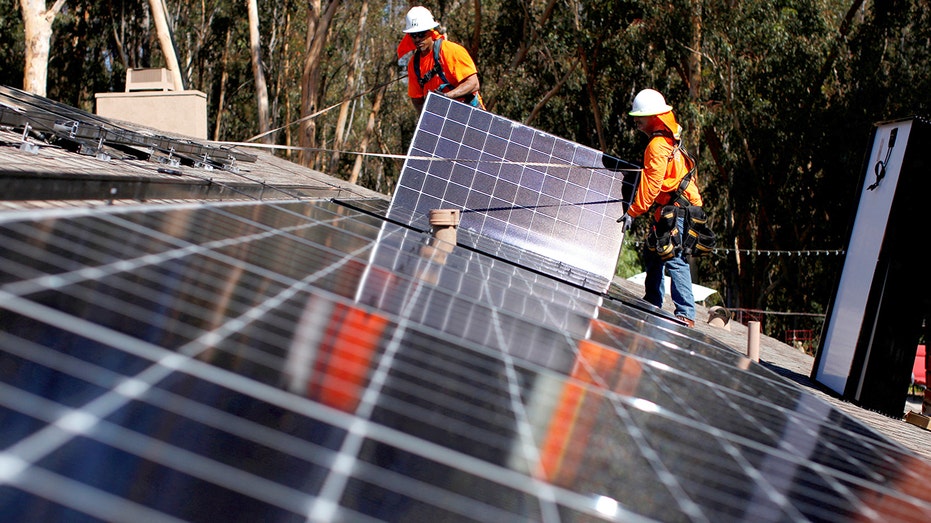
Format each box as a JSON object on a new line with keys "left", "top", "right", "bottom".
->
{"left": 19, "top": 0, "right": 65, "bottom": 96}
{"left": 330, "top": 0, "right": 368, "bottom": 173}
{"left": 299, "top": 0, "right": 340, "bottom": 168}
{"left": 148, "top": 0, "right": 184, "bottom": 89}
{"left": 6, "top": 0, "right": 931, "bottom": 342}
{"left": 247, "top": 0, "right": 271, "bottom": 142}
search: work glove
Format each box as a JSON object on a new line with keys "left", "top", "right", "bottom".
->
{"left": 616, "top": 213, "right": 632, "bottom": 232}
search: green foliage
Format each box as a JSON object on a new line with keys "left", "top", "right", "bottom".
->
{"left": 615, "top": 237, "right": 644, "bottom": 279}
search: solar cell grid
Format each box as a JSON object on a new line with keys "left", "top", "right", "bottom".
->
{"left": 2, "top": 84, "right": 931, "bottom": 521}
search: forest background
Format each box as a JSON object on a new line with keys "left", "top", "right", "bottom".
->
{"left": 1, "top": 0, "right": 929, "bottom": 347}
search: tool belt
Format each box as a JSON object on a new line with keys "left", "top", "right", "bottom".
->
{"left": 646, "top": 205, "right": 716, "bottom": 261}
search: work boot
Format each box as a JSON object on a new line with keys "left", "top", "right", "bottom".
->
{"left": 676, "top": 316, "right": 695, "bottom": 328}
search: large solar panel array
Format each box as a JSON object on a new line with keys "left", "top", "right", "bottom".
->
{"left": 389, "top": 94, "right": 638, "bottom": 290}
{"left": 1, "top": 197, "right": 930, "bottom": 522}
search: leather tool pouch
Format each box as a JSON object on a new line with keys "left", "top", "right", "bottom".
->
{"left": 646, "top": 205, "right": 680, "bottom": 261}
{"left": 682, "top": 206, "right": 716, "bottom": 258}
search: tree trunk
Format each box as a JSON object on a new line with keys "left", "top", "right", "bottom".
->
{"left": 469, "top": 0, "right": 482, "bottom": 58}
{"left": 688, "top": 0, "right": 702, "bottom": 101}
{"left": 349, "top": 79, "right": 385, "bottom": 185}
{"left": 525, "top": 59, "right": 578, "bottom": 126}
{"left": 570, "top": 0, "right": 605, "bottom": 150}
{"left": 20, "top": 0, "right": 65, "bottom": 96}
{"left": 248, "top": 0, "right": 271, "bottom": 143}
{"left": 331, "top": 0, "right": 368, "bottom": 175}
{"left": 686, "top": 0, "right": 702, "bottom": 147}
{"left": 148, "top": 0, "right": 184, "bottom": 90}
{"left": 213, "top": 27, "right": 232, "bottom": 141}
{"left": 300, "top": 0, "right": 341, "bottom": 168}
{"left": 278, "top": 11, "right": 293, "bottom": 158}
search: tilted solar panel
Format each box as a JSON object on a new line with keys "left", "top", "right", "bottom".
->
{"left": 1, "top": 198, "right": 930, "bottom": 522}
{"left": 389, "top": 93, "right": 639, "bottom": 291}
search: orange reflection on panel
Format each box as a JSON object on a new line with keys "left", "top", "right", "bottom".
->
{"left": 538, "top": 334, "right": 644, "bottom": 483}
{"left": 853, "top": 454, "right": 931, "bottom": 523}
{"left": 308, "top": 303, "right": 389, "bottom": 412}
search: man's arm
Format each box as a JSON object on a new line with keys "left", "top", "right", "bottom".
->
{"left": 412, "top": 73, "right": 478, "bottom": 113}
{"left": 628, "top": 139, "right": 671, "bottom": 217}
{"left": 443, "top": 73, "right": 479, "bottom": 99}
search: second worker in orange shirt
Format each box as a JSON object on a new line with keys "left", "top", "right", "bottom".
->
{"left": 402, "top": 6, "right": 485, "bottom": 113}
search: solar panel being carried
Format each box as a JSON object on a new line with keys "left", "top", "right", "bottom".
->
{"left": 0, "top": 92, "right": 929, "bottom": 523}
{"left": 389, "top": 94, "right": 639, "bottom": 290}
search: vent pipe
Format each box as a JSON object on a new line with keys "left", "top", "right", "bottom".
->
{"left": 429, "top": 209, "right": 460, "bottom": 251}
{"left": 747, "top": 321, "right": 761, "bottom": 362}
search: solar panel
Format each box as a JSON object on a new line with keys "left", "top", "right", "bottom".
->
{"left": 0, "top": 85, "right": 255, "bottom": 171}
{"left": 2, "top": 197, "right": 930, "bottom": 522}
{"left": 389, "top": 93, "right": 638, "bottom": 291}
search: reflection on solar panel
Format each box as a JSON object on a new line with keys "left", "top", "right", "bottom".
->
{"left": 2, "top": 196, "right": 930, "bottom": 522}
{"left": 389, "top": 93, "right": 638, "bottom": 290}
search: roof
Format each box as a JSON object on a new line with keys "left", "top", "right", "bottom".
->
{"left": 1, "top": 86, "right": 929, "bottom": 522}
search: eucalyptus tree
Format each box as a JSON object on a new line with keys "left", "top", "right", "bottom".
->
{"left": 19, "top": 0, "right": 65, "bottom": 96}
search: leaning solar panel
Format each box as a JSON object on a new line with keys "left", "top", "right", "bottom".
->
{"left": 1, "top": 199, "right": 930, "bottom": 522}
{"left": 389, "top": 93, "right": 638, "bottom": 291}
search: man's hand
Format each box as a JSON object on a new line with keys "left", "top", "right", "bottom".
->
{"left": 617, "top": 213, "right": 632, "bottom": 232}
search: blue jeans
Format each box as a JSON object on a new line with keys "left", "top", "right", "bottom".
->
{"left": 644, "top": 215, "right": 696, "bottom": 320}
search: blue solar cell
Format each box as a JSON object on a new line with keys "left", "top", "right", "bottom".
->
{"left": 462, "top": 131, "right": 485, "bottom": 153}
{"left": 435, "top": 137, "right": 459, "bottom": 159}
{"left": 504, "top": 142, "right": 530, "bottom": 163}
{"left": 463, "top": 111, "right": 490, "bottom": 134}
{"left": 441, "top": 119, "right": 466, "bottom": 142}
{"left": 419, "top": 111, "right": 444, "bottom": 134}
{"left": 411, "top": 132, "right": 440, "bottom": 156}
{"left": 483, "top": 135, "right": 508, "bottom": 158}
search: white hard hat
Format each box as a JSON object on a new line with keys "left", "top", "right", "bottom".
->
{"left": 629, "top": 89, "right": 673, "bottom": 116}
{"left": 404, "top": 6, "right": 439, "bottom": 33}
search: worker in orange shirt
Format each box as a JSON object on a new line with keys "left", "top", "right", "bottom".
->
{"left": 617, "top": 89, "right": 703, "bottom": 327}
{"left": 402, "top": 6, "right": 484, "bottom": 113}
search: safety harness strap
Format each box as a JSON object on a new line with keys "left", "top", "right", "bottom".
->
{"left": 649, "top": 132, "right": 697, "bottom": 211}
{"left": 413, "top": 39, "right": 450, "bottom": 88}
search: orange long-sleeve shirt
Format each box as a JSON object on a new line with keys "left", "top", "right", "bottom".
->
{"left": 627, "top": 131, "right": 702, "bottom": 219}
